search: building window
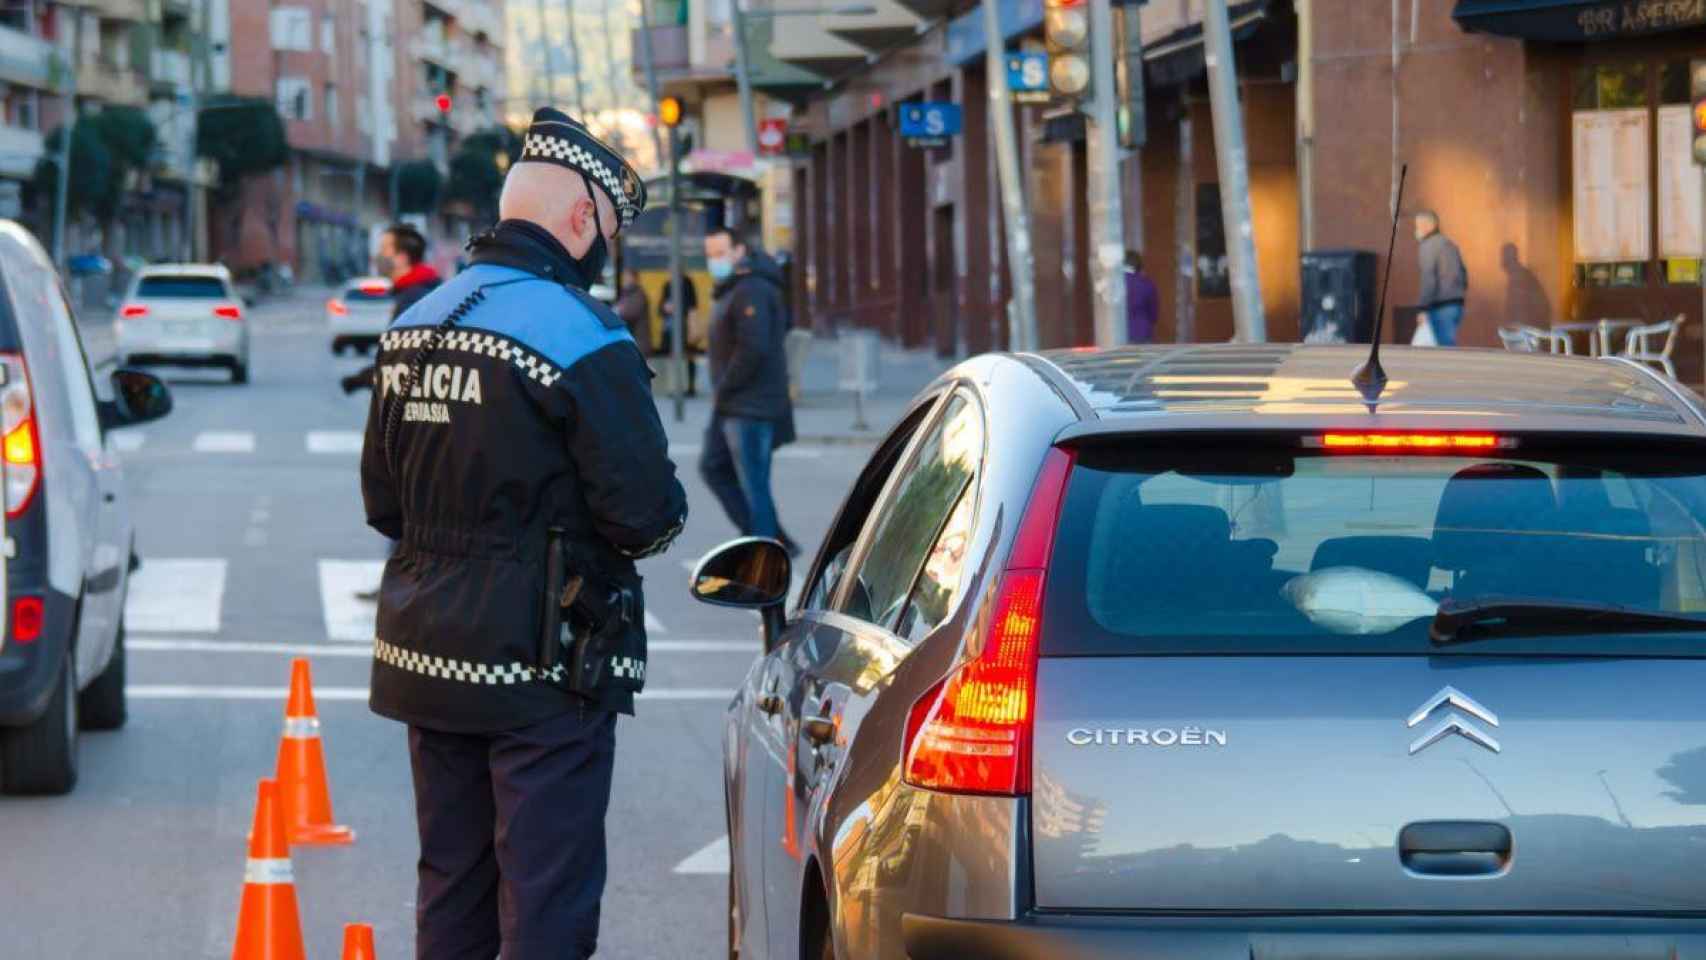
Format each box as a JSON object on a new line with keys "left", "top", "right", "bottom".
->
{"left": 1572, "top": 64, "right": 1650, "bottom": 289}
{"left": 270, "top": 6, "right": 313, "bottom": 52}
{"left": 277, "top": 75, "right": 313, "bottom": 121}
{"left": 325, "top": 83, "right": 339, "bottom": 128}
{"left": 321, "top": 14, "right": 335, "bottom": 54}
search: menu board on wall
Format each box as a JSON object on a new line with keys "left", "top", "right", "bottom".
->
{"left": 1658, "top": 104, "right": 1702, "bottom": 258}
{"left": 1573, "top": 108, "right": 1651, "bottom": 263}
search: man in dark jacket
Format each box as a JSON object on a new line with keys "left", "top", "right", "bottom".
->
{"left": 1415, "top": 209, "right": 1468, "bottom": 346}
{"left": 361, "top": 108, "right": 686, "bottom": 960}
{"left": 700, "top": 224, "right": 798, "bottom": 553}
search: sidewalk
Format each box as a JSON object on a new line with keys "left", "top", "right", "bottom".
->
{"left": 652, "top": 333, "right": 950, "bottom": 446}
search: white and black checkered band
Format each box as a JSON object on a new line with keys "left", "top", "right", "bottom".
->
{"left": 520, "top": 132, "right": 641, "bottom": 230}
{"left": 374, "top": 636, "right": 567, "bottom": 686}
{"left": 380, "top": 326, "right": 563, "bottom": 388}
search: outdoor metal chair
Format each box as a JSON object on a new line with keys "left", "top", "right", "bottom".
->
{"left": 1620, "top": 314, "right": 1686, "bottom": 379}
{"left": 1497, "top": 325, "right": 1565, "bottom": 354}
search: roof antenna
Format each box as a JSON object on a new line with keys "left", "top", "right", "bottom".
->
{"left": 1351, "top": 162, "right": 1407, "bottom": 412}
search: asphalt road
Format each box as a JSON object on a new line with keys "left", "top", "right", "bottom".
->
{"left": 0, "top": 290, "right": 872, "bottom": 958}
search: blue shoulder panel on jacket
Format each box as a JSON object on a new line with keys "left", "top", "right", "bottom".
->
{"left": 391, "top": 263, "right": 635, "bottom": 371}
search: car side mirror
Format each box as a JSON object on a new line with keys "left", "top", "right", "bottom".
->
{"left": 690, "top": 537, "right": 791, "bottom": 609}
{"left": 103, "top": 368, "right": 172, "bottom": 429}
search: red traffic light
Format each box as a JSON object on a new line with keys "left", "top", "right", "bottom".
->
{"left": 1693, "top": 100, "right": 1706, "bottom": 133}
{"left": 435, "top": 93, "right": 453, "bottom": 114}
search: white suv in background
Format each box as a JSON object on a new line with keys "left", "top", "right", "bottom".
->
{"left": 326, "top": 276, "right": 393, "bottom": 356}
{"left": 115, "top": 264, "right": 251, "bottom": 384}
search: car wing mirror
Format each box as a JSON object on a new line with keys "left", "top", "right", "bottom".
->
{"left": 690, "top": 537, "right": 792, "bottom": 649}
{"left": 103, "top": 368, "right": 173, "bottom": 429}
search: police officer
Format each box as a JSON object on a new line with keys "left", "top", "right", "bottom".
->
{"left": 360, "top": 108, "right": 687, "bottom": 960}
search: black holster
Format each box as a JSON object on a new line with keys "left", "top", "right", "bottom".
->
{"left": 541, "top": 529, "right": 645, "bottom": 699}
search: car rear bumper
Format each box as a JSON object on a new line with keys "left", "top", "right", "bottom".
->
{"left": 902, "top": 914, "right": 1706, "bottom": 960}
{"left": 0, "top": 584, "right": 76, "bottom": 726}
{"left": 118, "top": 325, "right": 244, "bottom": 361}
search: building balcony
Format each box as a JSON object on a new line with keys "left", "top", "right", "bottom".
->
{"left": 0, "top": 24, "right": 56, "bottom": 91}
{"left": 0, "top": 124, "right": 44, "bottom": 178}
{"left": 150, "top": 48, "right": 191, "bottom": 94}
{"left": 629, "top": 23, "right": 738, "bottom": 89}
{"left": 457, "top": 3, "right": 502, "bottom": 42}
{"left": 79, "top": 59, "right": 148, "bottom": 106}
{"left": 84, "top": 0, "right": 148, "bottom": 22}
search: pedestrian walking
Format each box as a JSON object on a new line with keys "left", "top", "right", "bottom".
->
{"left": 699, "top": 224, "right": 799, "bottom": 555}
{"left": 1415, "top": 209, "right": 1468, "bottom": 347}
{"left": 614, "top": 267, "right": 649, "bottom": 345}
{"left": 360, "top": 107, "right": 687, "bottom": 960}
{"left": 1124, "top": 250, "right": 1159, "bottom": 344}
{"left": 658, "top": 272, "right": 700, "bottom": 395}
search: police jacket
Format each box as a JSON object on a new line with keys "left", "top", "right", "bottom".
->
{"left": 708, "top": 249, "right": 791, "bottom": 423}
{"left": 361, "top": 220, "right": 687, "bottom": 732}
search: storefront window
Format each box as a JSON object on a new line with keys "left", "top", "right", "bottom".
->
{"left": 1573, "top": 64, "right": 1651, "bottom": 289}
{"left": 1659, "top": 62, "right": 1701, "bottom": 286}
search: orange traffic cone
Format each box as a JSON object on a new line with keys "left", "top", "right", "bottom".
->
{"left": 340, "top": 923, "right": 377, "bottom": 959}
{"left": 232, "top": 778, "right": 307, "bottom": 960}
{"left": 275, "top": 658, "right": 355, "bottom": 845}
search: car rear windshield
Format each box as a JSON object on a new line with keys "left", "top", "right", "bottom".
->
{"left": 1043, "top": 438, "right": 1706, "bottom": 656}
{"left": 136, "top": 276, "right": 227, "bottom": 299}
{"left": 344, "top": 286, "right": 391, "bottom": 302}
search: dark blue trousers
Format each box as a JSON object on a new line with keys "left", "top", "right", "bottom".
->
{"left": 700, "top": 414, "right": 779, "bottom": 538}
{"left": 409, "top": 708, "right": 617, "bottom": 960}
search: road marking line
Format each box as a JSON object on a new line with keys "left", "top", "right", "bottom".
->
{"left": 125, "top": 558, "right": 225, "bottom": 633}
{"left": 320, "top": 559, "right": 384, "bottom": 642}
{"left": 109, "top": 431, "right": 146, "bottom": 453}
{"left": 126, "top": 684, "right": 732, "bottom": 701}
{"left": 673, "top": 835, "right": 730, "bottom": 875}
{"left": 644, "top": 609, "right": 667, "bottom": 634}
{"left": 193, "top": 430, "right": 255, "bottom": 453}
{"left": 306, "top": 430, "right": 364, "bottom": 454}
{"left": 129, "top": 637, "right": 755, "bottom": 656}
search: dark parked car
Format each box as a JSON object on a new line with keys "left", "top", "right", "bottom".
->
{"left": 694, "top": 343, "right": 1706, "bottom": 959}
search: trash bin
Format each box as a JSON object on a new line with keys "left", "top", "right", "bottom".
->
{"left": 784, "top": 329, "right": 812, "bottom": 401}
{"left": 838, "top": 329, "right": 881, "bottom": 430}
{"left": 1300, "top": 250, "right": 1377, "bottom": 343}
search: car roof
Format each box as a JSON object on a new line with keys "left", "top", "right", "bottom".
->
{"left": 1028, "top": 344, "right": 1706, "bottom": 440}
{"left": 136, "top": 263, "right": 233, "bottom": 279}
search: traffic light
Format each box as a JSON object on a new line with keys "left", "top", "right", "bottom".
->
{"left": 1692, "top": 60, "right": 1706, "bottom": 165}
{"left": 1044, "top": 0, "right": 1091, "bottom": 106}
{"left": 658, "top": 96, "right": 683, "bottom": 128}
{"left": 434, "top": 93, "right": 452, "bottom": 115}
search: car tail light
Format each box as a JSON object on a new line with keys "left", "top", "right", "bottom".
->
{"left": 327, "top": 298, "right": 348, "bottom": 317}
{"left": 213, "top": 304, "right": 242, "bottom": 320}
{"left": 358, "top": 282, "right": 389, "bottom": 295}
{"left": 1311, "top": 432, "right": 1512, "bottom": 452}
{"left": 119, "top": 304, "right": 148, "bottom": 318}
{"left": 902, "top": 446, "right": 1075, "bottom": 797}
{"left": 0, "top": 352, "right": 40, "bottom": 518}
{"left": 11, "top": 595, "right": 42, "bottom": 644}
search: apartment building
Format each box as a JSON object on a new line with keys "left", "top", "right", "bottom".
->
{"left": 214, "top": 0, "right": 505, "bottom": 280}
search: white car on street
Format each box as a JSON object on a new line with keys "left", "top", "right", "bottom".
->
{"left": 327, "top": 276, "right": 393, "bottom": 355}
{"left": 115, "top": 264, "right": 251, "bottom": 384}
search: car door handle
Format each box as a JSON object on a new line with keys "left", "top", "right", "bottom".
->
{"left": 802, "top": 714, "right": 835, "bottom": 747}
{"left": 756, "top": 692, "right": 784, "bottom": 716}
{"left": 103, "top": 492, "right": 116, "bottom": 503}
{"left": 1398, "top": 820, "right": 1512, "bottom": 877}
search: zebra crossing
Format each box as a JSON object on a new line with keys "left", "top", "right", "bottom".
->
{"left": 111, "top": 430, "right": 369, "bottom": 456}
{"left": 126, "top": 557, "right": 730, "bottom": 647}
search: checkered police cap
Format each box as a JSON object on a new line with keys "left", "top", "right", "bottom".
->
{"left": 516, "top": 107, "right": 647, "bottom": 230}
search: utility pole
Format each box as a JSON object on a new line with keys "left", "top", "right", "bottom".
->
{"left": 597, "top": 0, "right": 625, "bottom": 152}
{"left": 982, "top": 0, "right": 1037, "bottom": 351}
{"left": 730, "top": 0, "right": 760, "bottom": 157}
{"left": 1202, "top": 0, "right": 1266, "bottom": 342}
{"left": 535, "top": 0, "right": 560, "bottom": 104}
{"left": 1086, "top": 0, "right": 1127, "bottom": 346}
{"left": 636, "top": 0, "right": 684, "bottom": 422}
{"left": 562, "top": 0, "right": 587, "bottom": 117}
{"left": 52, "top": 3, "right": 82, "bottom": 273}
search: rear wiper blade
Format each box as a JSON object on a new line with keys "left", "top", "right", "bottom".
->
{"left": 1430, "top": 597, "right": 1706, "bottom": 647}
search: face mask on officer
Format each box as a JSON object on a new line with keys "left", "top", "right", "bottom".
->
{"left": 570, "top": 173, "right": 612, "bottom": 282}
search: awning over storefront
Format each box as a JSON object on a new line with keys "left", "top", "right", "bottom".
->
{"left": 1454, "top": 0, "right": 1706, "bottom": 42}
{"left": 1144, "top": 0, "right": 1270, "bottom": 88}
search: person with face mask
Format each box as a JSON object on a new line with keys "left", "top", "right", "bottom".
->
{"left": 360, "top": 107, "right": 687, "bottom": 960}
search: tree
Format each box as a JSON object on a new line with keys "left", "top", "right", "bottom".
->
{"left": 85, "top": 107, "right": 158, "bottom": 248}
{"left": 195, "top": 96, "right": 289, "bottom": 260}
{"left": 30, "top": 121, "right": 113, "bottom": 242}
{"left": 444, "top": 127, "right": 521, "bottom": 224}
{"left": 395, "top": 160, "right": 443, "bottom": 215}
